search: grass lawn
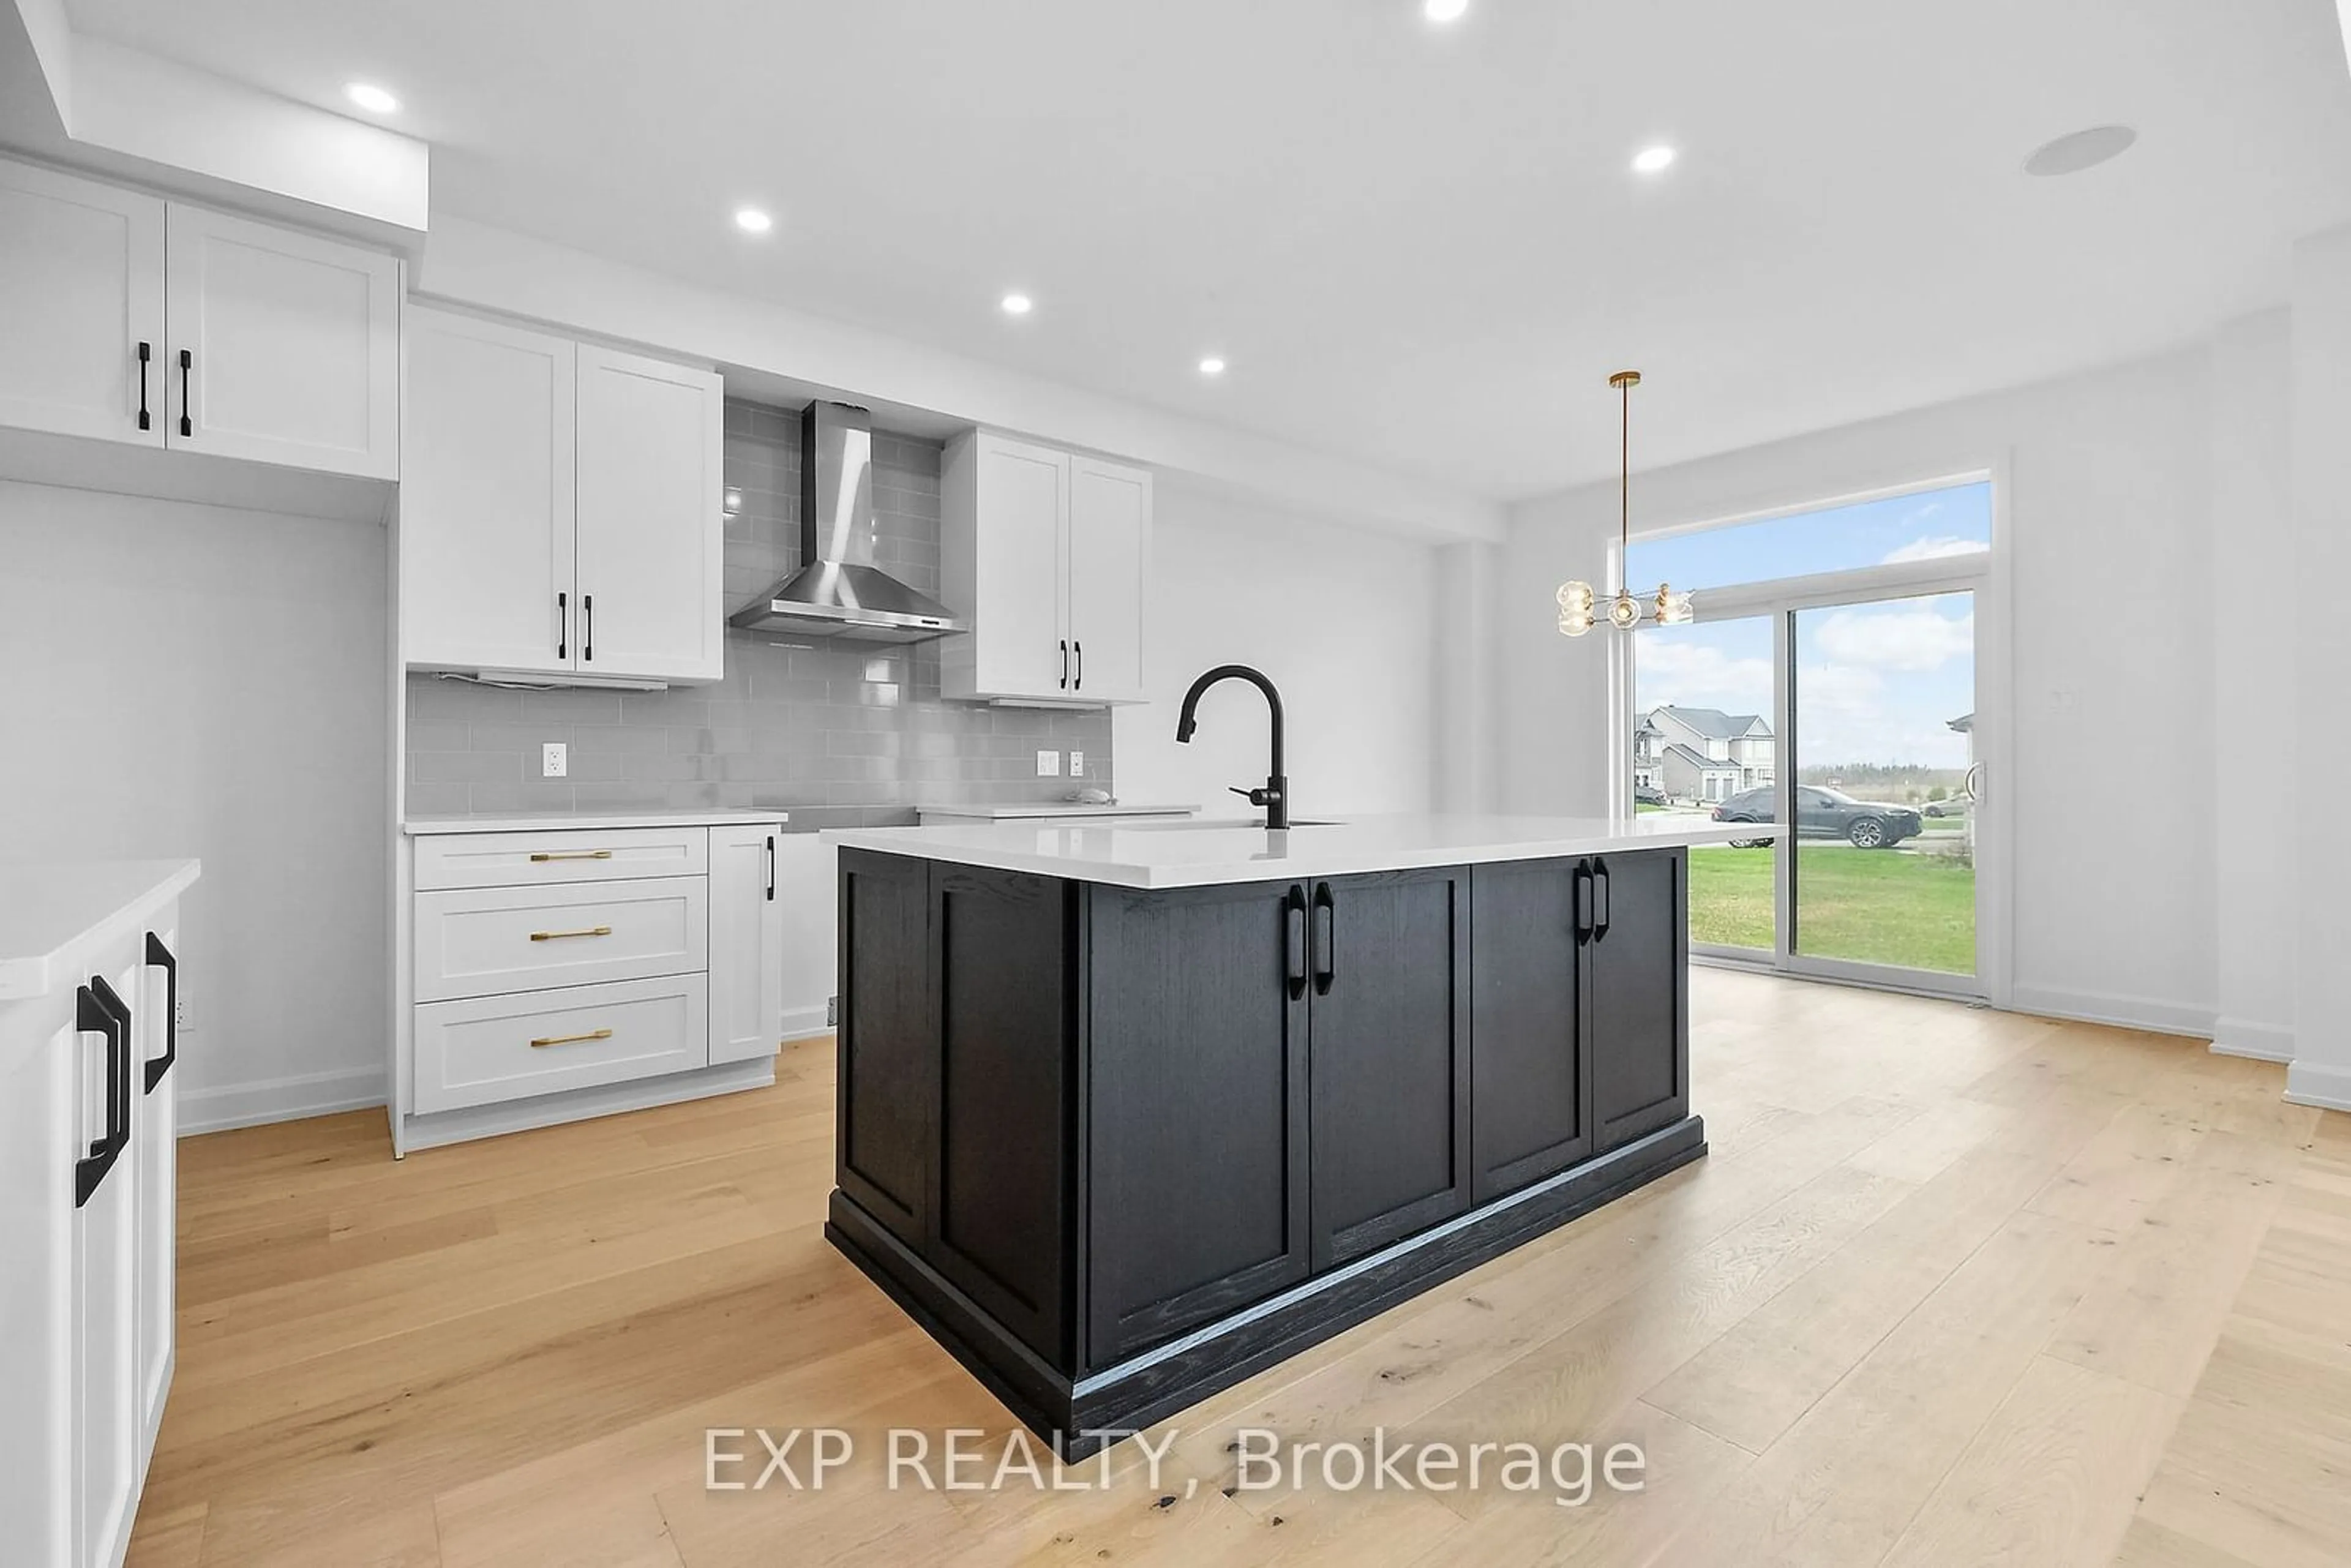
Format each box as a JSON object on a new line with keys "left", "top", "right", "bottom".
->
{"left": 1687, "top": 844, "right": 1976, "bottom": 974}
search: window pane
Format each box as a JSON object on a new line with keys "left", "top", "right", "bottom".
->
{"left": 1633, "top": 615, "right": 1777, "bottom": 953}
{"left": 1790, "top": 591, "right": 1976, "bottom": 975}
{"left": 1626, "top": 479, "right": 1989, "bottom": 597}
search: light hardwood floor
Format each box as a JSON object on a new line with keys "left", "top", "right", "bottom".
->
{"left": 126, "top": 970, "right": 2345, "bottom": 1567}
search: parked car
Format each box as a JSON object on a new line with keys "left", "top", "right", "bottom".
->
{"left": 1633, "top": 784, "right": 1668, "bottom": 807}
{"left": 1922, "top": 797, "right": 1968, "bottom": 817}
{"left": 1712, "top": 785, "right": 1924, "bottom": 849}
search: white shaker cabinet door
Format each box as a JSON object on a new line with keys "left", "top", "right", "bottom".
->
{"left": 164, "top": 203, "right": 401, "bottom": 479}
{"left": 0, "top": 157, "right": 166, "bottom": 447}
{"left": 970, "top": 435, "right": 1070, "bottom": 699}
{"left": 708, "top": 826, "right": 786, "bottom": 1067}
{"left": 401, "top": 307, "right": 578, "bottom": 675}
{"left": 133, "top": 918, "right": 181, "bottom": 1480}
{"left": 572, "top": 345, "right": 724, "bottom": 683}
{"left": 75, "top": 948, "right": 143, "bottom": 1568}
{"left": 1065, "top": 456, "right": 1150, "bottom": 705}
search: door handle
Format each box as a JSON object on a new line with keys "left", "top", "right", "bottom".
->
{"left": 1059, "top": 639, "right": 1069, "bottom": 689}
{"left": 557, "top": 591, "right": 568, "bottom": 660}
{"left": 766, "top": 835, "right": 777, "bottom": 901}
{"left": 528, "top": 925, "right": 612, "bottom": 942}
{"left": 177, "top": 348, "right": 193, "bottom": 438}
{"left": 530, "top": 1028, "right": 614, "bottom": 1049}
{"left": 1074, "top": 640, "right": 1084, "bottom": 691}
{"left": 1573, "top": 862, "right": 1594, "bottom": 942}
{"left": 1284, "top": 885, "right": 1308, "bottom": 1000}
{"left": 144, "top": 932, "right": 178, "bottom": 1093}
{"left": 1311, "top": 882, "right": 1337, "bottom": 996}
{"left": 583, "top": 593, "right": 594, "bottom": 662}
{"left": 75, "top": 979, "right": 130, "bottom": 1207}
{"left": 137, "top": 341, "right": 152, "bottom": 432}
{"left": 1592, "top": 859, "right": 1613, "bottom": 942}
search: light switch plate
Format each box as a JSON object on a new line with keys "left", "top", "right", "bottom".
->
{"left": 542, "top": 742, "right": 568, "bottom": 778}
{"left": 1070, "top": 750, "right": 1085, "bottom": 778}
{"left": 1036, "top": 749, "right": 1061, "bottom": 778}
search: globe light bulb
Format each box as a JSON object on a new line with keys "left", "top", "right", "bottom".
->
{"left": 1665, "top": 590, "right": 1695, "bottom": 625}
{"left": 1556, "top": 580, "right": 1594, "bottom": 614}
{"left": 1558, "top": 610, "right": 1594, "bottom": 637}
{"left": 1608, "top": 592, "right": 1642, "bottom": 629}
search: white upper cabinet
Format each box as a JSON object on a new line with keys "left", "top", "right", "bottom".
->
{"left": 1065, "top": 456, "right": 1150, "bottom": 704}
{"left": 573, "top": 346, "right": 725, "bottom": 683}
{"left": 402, "top": 307, "right": 577, "bottom": 677}
{"left": 942, "top": 432, "right": 1152, "bottom": 705}
{"left": 0, "top": 160, "right": 165, "bottom": 446}
{"left": 165, "top": 204, "right": 401, "bottom": 479}
{"left": 400, "top": 317, "right": 724, "bottom": 685}
{"left": 0, "top": 156, "right": 401, "bottom": 482}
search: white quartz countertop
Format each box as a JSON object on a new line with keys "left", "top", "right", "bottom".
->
{"left": 915, "top": 802, "right": 1200, "bottom": 820}
{"left": 0, "top": 859, "right": 202, "bottom": 1002}
{"left": 403, "top": 810, "right": 789, "bottom": 836}
{"left": 823, "top": 812, "right": 1781, "bottom": 890}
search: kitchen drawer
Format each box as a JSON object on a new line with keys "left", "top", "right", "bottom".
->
{"left": 414, "top": 827, "right": 708, "bottom": 891}
{"left": 414, "top": 877, "right": 708, "bottom": 1002}
{"left": 413, "top": 973, "right": 709, "bottom": 1114}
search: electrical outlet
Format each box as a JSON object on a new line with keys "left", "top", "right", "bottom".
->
{"left": 542, "top": 742, "right": 568, "bottom": 778}
{"left": 1070, "top": 750, "right": 1085, "bottom": 778}
{"left": 1036, "top": 749, "right": 1061, "bottom": 778}
{"left": 827, "top": 996, "right": 839, "bottom": 1027}
{"left": 175, "top": 994, "right": 195, "bottom": 1033}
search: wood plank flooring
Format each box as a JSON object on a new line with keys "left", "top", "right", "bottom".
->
{"left": 126, "top": 971, "right": 2343, "bottom": 1567}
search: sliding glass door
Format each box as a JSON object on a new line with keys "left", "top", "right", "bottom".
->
{"left": 1624, "top": 476, "right": 1997, "bottom": 999}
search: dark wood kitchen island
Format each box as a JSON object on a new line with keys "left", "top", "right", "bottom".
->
{"left": 817, "top": 812, "right": 1770, "bottom": 1457}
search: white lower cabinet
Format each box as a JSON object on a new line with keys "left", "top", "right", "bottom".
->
{"left": 399, "top": 821, "right": 786, "bottom": 1147}
{"left": 1, "top": 879, "right": 188, "bottom": 1568}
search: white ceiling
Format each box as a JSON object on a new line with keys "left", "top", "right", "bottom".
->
{"left": 63, "top": 0, "right": 2351, "bottom": 500}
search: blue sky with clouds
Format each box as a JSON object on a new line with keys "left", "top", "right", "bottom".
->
{"left": 1630, "top": 482, "right": 1984, "bottom": 769}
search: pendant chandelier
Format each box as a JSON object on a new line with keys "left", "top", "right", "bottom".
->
{"left": 1557, "top": 370, "right": 1692, "bottom": 636}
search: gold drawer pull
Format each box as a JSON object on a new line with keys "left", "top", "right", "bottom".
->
{"left": 530, "top": 849, "right": 613, "bottom": 862}
{"left": 529, "top": 925, "right": 613, "bottom": 942}
{"left": 530, "top": 1027, "right": 614, "bottom": 1049}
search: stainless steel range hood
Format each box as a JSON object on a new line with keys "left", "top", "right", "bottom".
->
{"left": 727, "top": 400, "right": 970, "bottom": 643}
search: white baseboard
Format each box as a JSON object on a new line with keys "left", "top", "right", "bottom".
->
{"left": 2007, "top": 986, "right": 2215, "bottom": 1040}
{"left": 394, "top": 1056, "right": 776, "bottom": 1153}
{"left": 2209, "top": 1016, "right": 2295, "bottom": 1064}
{"left": 177, "top": 1063, "right": 387, "bottom": 1136}
{"left": 781, "top": 1002, "right": 833, "bottom": 1041}
{"left": 2285, "top": 1059, "right": 2351, "bottom": 1113}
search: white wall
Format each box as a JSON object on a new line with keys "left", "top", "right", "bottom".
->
{"left": 2288, "top": 228, "right": 2351, "bottom": 1109}
{"left": 1113, "top": 485, "right": 1441, "bottom": 819}
{"left": 2210, "top": 312, "right": 2297, "bottom": 1063}
{"left": 1497, "top": 347, "right": 2221, "bottom": 1035}
{"left": 0, "top": 481, "right": 389, "bottom": 1130}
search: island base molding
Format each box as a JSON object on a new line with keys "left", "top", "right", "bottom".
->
{"left": 827, "top": 1114, "right": 1706, "bottom": 1460}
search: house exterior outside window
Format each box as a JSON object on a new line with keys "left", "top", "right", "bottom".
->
{"left": 1642, "top": 705, "right": 1775, "bottom": 804}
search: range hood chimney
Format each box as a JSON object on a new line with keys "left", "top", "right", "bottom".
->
{"left": 727, "top": 401, "right": 970, "bottom": 644}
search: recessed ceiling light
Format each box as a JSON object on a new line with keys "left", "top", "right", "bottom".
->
{"left": 734, "top": 208, "right": 774, "bottom": 234}
{"left": 2023, "top": 124, "right": 2137, "bottom": 178}
{"left": 1000, "top": 293, "right": 1034, "bottom": 316}
{"left": 1423, "top": 0, "right": 1469, "bottom": 21}
{"left": 1632, "top": 144, "right": 1676, "bottom": 174}
{"left": 1198, "top": 356, "right": 1227, "bottom": 377}
{"left": 343, "top": 82, "right": 399, "bottom": 114}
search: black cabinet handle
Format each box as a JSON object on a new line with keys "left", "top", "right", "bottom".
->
{"left": 137, "top": 341, "right": 151, "bottom": 431}
{"left": 144, "top": 932, "right": 178, "bottom": 1093}
{"left": 1074, "top": 640, "right": 1084, "bottom": 691}
{"left": 1311, "top": 882, "right": 1337, "bottom": 996}
{"left": 177, "top": 348, "right": 192, "bottom": 438}
{"left": 76, "top": 979, "right": 131, "bottom": 1207}
{"left": 1284, "top": 885, "right": 1308, "bottom": 1000}
{"left": 583, "top": 594, "right": 594, "bottom": 662}
{"left": 1573, "top": 862, "right": 1595, "bottom": 942}
{"left": 557, "top": 591, "right": 568, "bottom": 660}
{"left": 766, "top": 835, "right": 777, "bottom": 902}
{"left": 1059, "top": 639, "right": 1069, "bottom": 689}
{"left": 1592, "top": 859, "right": 1613, "bottom": 942}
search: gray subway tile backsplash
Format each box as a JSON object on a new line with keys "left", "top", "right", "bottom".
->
{"left": 404, "top": 399, "right": 1112, "bottom": 829}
